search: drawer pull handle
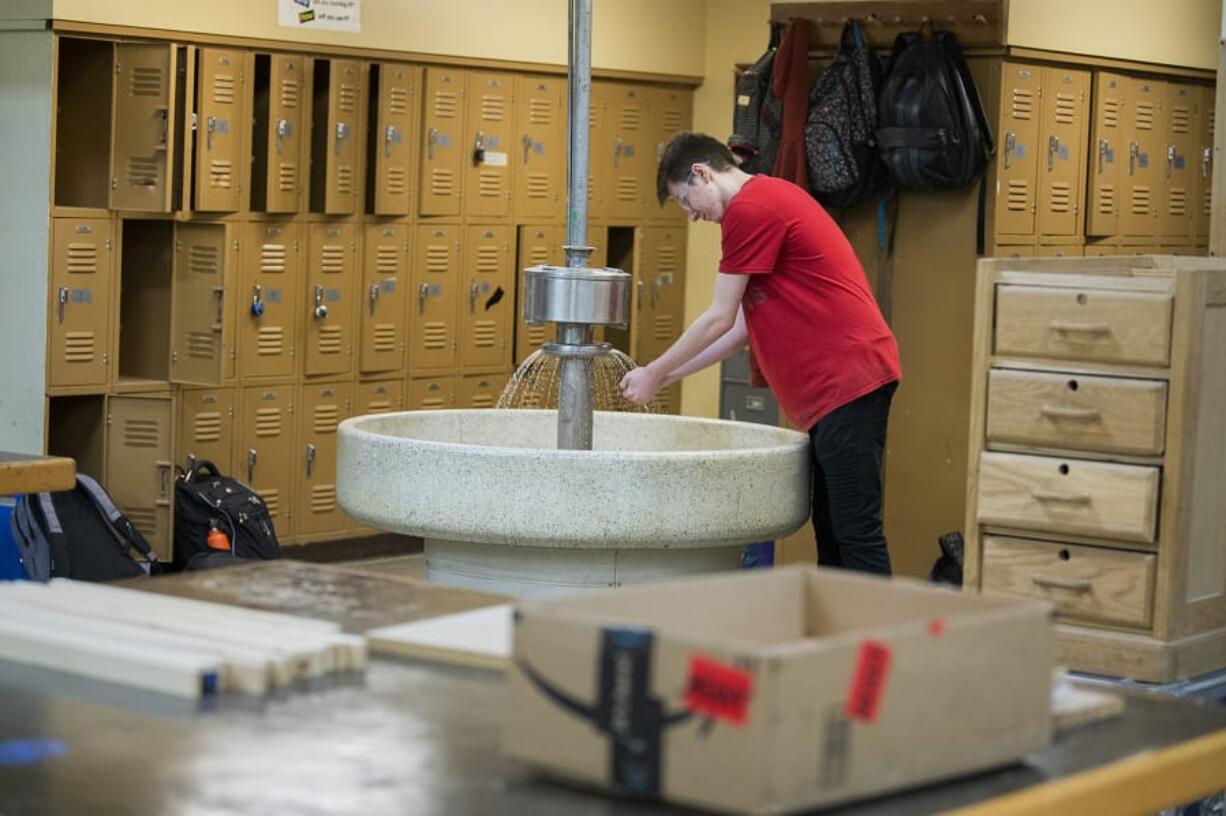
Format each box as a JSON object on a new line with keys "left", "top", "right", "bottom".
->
{"left": 1032, "top": 491, "right": 1092, "bottom": 505}
{"left": 1049, "top": 320, "right": 1110, "bottom": 335}
{"left": 1039, "top": 405, "right": 1102, "bottom": 421}
{"left": 1032, "top": 575, "right": 1092, "bottom": 592}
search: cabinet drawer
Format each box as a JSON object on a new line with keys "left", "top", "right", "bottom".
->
{"left": 994, "top": 285, "right": 1173, "bottom": 366}
{"left": 982, "top": 536, "right": 1155, "bottom": 628}
{"left": 986, "top": 369, "right": 1167, "bottom": 456}
{"left": 977, "top": 451, "right": 1159, "bottom": 543}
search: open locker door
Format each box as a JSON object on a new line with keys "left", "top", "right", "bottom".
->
{"left": 170, "top": 222, "right": 227, "bottom": 386}
{"left": 1087, "top": 73, "right": 1126, "bottom": 237}
{"left": 193, "top": 47, "right": 246, "bottom": 212}
{"left": 111, "top": 42, "right": 176, "bottom": 212}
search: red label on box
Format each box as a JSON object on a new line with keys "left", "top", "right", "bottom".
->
{"left": 928, "top": 618, "right": 946, "bottom": 637}
{"left": 684, "top": 655, "right": 753, "bottom": 725}
{"left": 845, "top": 640, "right": 892, "bottom": 723}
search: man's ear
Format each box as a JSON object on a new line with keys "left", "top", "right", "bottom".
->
{"left": 690, "top": 162, "right": 710, "bottom": 182}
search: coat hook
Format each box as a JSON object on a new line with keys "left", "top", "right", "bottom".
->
{"left": 972, "top": 13, "right": 989, "bottom": 25}
{"left": 946, "top": 14, "right": 960, "bottom": 26}
{"left": 865, "top": 13, "right": 883, "bottom": 25}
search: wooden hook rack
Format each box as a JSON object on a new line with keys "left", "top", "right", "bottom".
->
{"left": 770, "top": 0, "right": 1006, "bottom": 49}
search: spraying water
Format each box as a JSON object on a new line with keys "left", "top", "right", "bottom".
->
{"left": 496, "top": 347, "right": 658, "bottom": 414}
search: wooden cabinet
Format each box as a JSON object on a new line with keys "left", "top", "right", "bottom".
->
{"left": 965, "top": 256, "right": 1226, "bottom": 682}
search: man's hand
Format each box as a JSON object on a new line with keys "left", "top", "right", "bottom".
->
{"left": 619, "top": 365, "right": 665, "bottom": 405}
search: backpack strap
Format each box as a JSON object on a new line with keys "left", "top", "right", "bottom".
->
{"left": 938, "top": 31, "right": 995, "bottom": 158}
{"left": 11, "top": 495, "right": 53, "bottom": 581}
{"left": 75, "top": 474, "right": 159, "bottom": 567}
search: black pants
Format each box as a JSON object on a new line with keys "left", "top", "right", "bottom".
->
{"left": 808, "top": 381, "right": 897, "bottom": 575}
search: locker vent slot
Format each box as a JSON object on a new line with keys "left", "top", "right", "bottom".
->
{"left": 64, "top": 332, "right": 96, "bottom": 363}
{"left": 1135, "top": 102, "right": 1155, "bottom": 131}
{"left": 528, "top": 98, "right": 553, "bottom": 125}
{"left": 280, "top": 78, "right": 300, "bottom": 108}
{"left": 1097, "top": 185, "right": 1115, "bottom": 214}
{"left": 1209, "top": 109, "right": 1216, "bottom": 139}
{"left": 656, "top": 246, "right": 678, "bottom": 274}
{"left": 1171, "top": 106, "right": 1192, "bottom": 134}
{"left": 430, "top": 168, "right": 455, "bottom": 197}
{"left": 527, "top": 325, "right": 548, "bottom": 346}
{"left": 336, "top": 164, "right": 354, "bottom": 194}
{"left": 1010, "top": 88, "right": 1034, "bottom": 120}
{"left": 1048, "top": 182, "right": 1072, "bottom": 213}
{"left": 472, "top": 321, "right": 497, "bottom": 347}
{"left": 424, "top": 323, "right": 448, "bottom": 349}
{"left": 209, "top": 159, "right": 234, "bottom": 189}
{"left": 186, "top": 331, "right": 217, "bottom": 359}
{"left": 662, "top": 110, "right": 684, "bottom": 133}
{"left": 526, "top": 172, "right": 550, "bottom": 199}
{"left": 122, "top": 418, "right": 160, "bottom": 448}
{"left": 130, "top": 67, "right": 163, "bottom": 97}
{"left": 66, "top": 243, "right": 99, "bottom": 273}
{"left": 420, "top": 396, "right": 446, "bottom": 409}
{"left": 1130, "top": 186, "right": 1151, "bottom": 215}
{"left": 1205, "top": 187, "right": 1213, "bottom": 216}
{"left": 260, "top": 244, "right": 287, "bottom": 273}
{"left": 261, "top": 489, "right": 280, "bottom": 517}
{"left": 366, "top": 399, "right": 393, "bottom": 413}
{"left": 212, "top": 74, "right": 236, "bottom": 105}
{"left": 1101, "top": 98, "right": 1120, "bottom": 128}
{"left": 257, "top": 327, "right": 284, "bottom": 356}
{"left": 619, "top": 105, "right": 642, "bottom": 130}
{"left": 189, "top": 245, "right": 221, "bottom": 275}
{"left": 617, "top": 177, "right": 638, "bottom": 202}
{"left": 127, "top": 157, "right": 160, "bottom": 188}
{"left": 476, "top": 245, "right": 500, "bottom": 273}
{"left": 310, "top": 485, "right": 337, "bottom": 513}
{"left": 193, "top": 411, "right": 222, "bottom": 443}
{"left": 321, "top": 245, "right": 345, "bottom": 273}
{"left": 277, "top": 162, "right": 297, "bottom": 192}
{"left": 471, "top": 393, "right": 495, "bottom": 409}
{"left": 425, "top": 245, "right": 451, "bottom": 273}
{"left": 388, "top": 86, "right": 409, "bottom": 116}
{"left": 480, "top": 94, "right": 505, "bottom": 121}
{"left": 433, "top": 91, "right": 458, "bottom": 118}
{"left": 1168, "top": 188, "right": 1188, "bottom": 216}
{"left": 313, "top": 405, "right": 339, "bottom": 433}
{"left": 528, "top": 246, "right": 549, "bottom": 264}
{"left": 255, "top": 407, "right": 282, "bottom": 437}
{"left": 386, "top": 166, "right": 407, "bottom": 196}
{"left": 317, "top": 326, "right": 343, "bottom": 354}
{"left": 1006, "top": 180, "right": 1029, "bottom": 211}
{"left": 376, "top": 245, "right": 399, "bottom": 272}
{"left": 654, "top": 315, "right": 676, "bottom": 342}
{"left": 373, "top": 324, "right": 397, "bottom": 352}
{"left": 1054, "top": 94, "right": 1077, "bottom": 125}
{"left": 125, "top": 506, "right": 157, "bottom": 538}
{"left": 338, "top": 84, "right": 357, "bottom": 113}
{"left": 478, "top": 169, "right": 503, "bottom": 197}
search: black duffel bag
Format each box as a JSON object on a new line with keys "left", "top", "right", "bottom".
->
{"left": 173, "top": 459, "right": 281, "bottom": 570}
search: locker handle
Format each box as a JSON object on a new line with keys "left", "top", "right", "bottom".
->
{"left": 275, "top": 118, "right": 290, "bottom": 154}
{"left": 1203, "top": 146, "right": 1213, "bottom": 180}
{"left": 1047, "top": 135, "right": 1059, "bottom": 172}
{"left": 334, "top": 121, "right": 350, "bottom": 155}
{"left": 206, "top": 114, "right": 217, "bottom": 151}
{"left": 1097, "top": 138, "right": 1109, "bottom": 174}
{"left": 214, "top": 286, "right": 225, "bottom": 328}
{"left": 1032, "top": 575, "right": 1092, "bottom": 592}
{"left": 636, "top": 279, "right": 643, "bottom": 310}
{"left": 650, "top": 278, "right": 660, "bottom": 309}
{"left": 1003, "top": 132, "right": 1015, "bottom": 170}
{"left": 1049, "top": 320, "right": 1110, "bottom": 335}
{"left": 369, "top": 283, "right": 380, "bottom": 315}
{"left": 1166, "top": 144, "right": 1176, "bottom": 178}
{"left": 155, "top": 107, "right": 169, "bottom": 149}
{"left": 1039, "top": 405, "right": 1102, "bottom": 421}
{"left": 1128, "top": 141, "right": 1139, "bottom": 176}
{"left": 473, "top": 130, "right": 486, "bottom": 165}
{"left": 57, "top": 286, "right": 68, "bottom": 323}
{"left": 305, "top": 443, "right": 316, "bottom": 478}
{"left": 427, "top": 127, "right": 439, "bottom": 160}
{"left": 1031, "top": 490, "right": 1091, "bottom": 505}
{"left": 156, "top": 461, "right": 172, "bottom": 499}
{"left": 613, "top": 136, "right": 623, "bottom": 169}
{"left": 251, "top": 284, "right": 265, "bottom": 318}
{"left": 313, "top": 284, "right": 328, "bottom": 320}
{"left": 469, "top": 280, "right": 479, "bottom": 313}
{"left": 384, "top": 124, "right": 398, "bottom": 158}
{"left": 247, "top": 448, "right": 257, "bottom": 482}
{"left": 522, "top": 133, "right": 533, "bottom": 164}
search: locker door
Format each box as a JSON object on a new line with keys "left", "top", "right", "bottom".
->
{"left": 177, "top": 387, "right": 235, "bottom": 475}
{"left": 106, "top": 396, "right": 174, "bottom": 562}
{"left": 652, "top": 383, "right": 681, "bottom": 416}
{"left": 1087, "top": 72, "right": 1126, "bottom": 237}
{"left": 49, "top": 218, "right": 112, "bottom": 388}
{"left": 993, "top": 63, "right": 1041, "bottom": 238}
{"left": 587, "top": 85, "right": 610, "bottom": 222}
{"left": 1035, "top": 244, "right": 1085, "bottom": 257}
{"left": 296, "top": 382, "right": 351, "bottom": 537}
{"left": 515, "top": 225, "right": 561, "bottom": 363}
{"left": 410, "top": 225, "right": 460, "bottom": 373}
{"left": 1037, "top": 67, "right": 1089, "bottom": 239}
{"left": 652, "top": 87, "right": 693, "bottom": 222}
{"left": 360, "top": 223, "right": 408, "bottom": 375}
{"left": 1161, "top": 83, "right": 1197, "bottom": 241}
{"left": 420, "top": 68, "right": 466, "bottom": 216}
{"left": 240, "top": 220, "right": 300, "bottom": 380}
{"left": 239, "top": 384, "right": 295, "bottom": 538}
{"left": 355, "top": 380, "right": 403, "bottom": 414}
{"left": 111, "top": 43, "right": 175, "bottom": 212}
{"left": 606, "top": 84, "right": 652, "bottom": 222}
{"left": 637, "top": 227, "right": 686, "bottom": 362}
{"left": 373, "top": 62, "right": 418, "bottom": 215}
{"left": 460, "top": 374, "right": 503, "bottom": 409}
{"left": 461, "top": 226, "right": 513, "bottom": 374}
{"left": 408, "top": 376, "right": 456, "bottom": 410}
{"left": 1197, "top": 84, "right": 1215, "bottom": 243}
{"left": 465, "top": 72, "right": 514, "bottom": 218}
{"left": 1120, "top": 78, "right": 1163, "bottom": 240}
{"left": 514, "top": 76, "right": 565, "bottom": 219}
{"left": 193, "top": 48, "right": 245, "bottom": 212}
{"left": 170, "top": 223, "right": 227, "bottom": 386}
{"left": 325, "top": 60, "right": 364, "bottom": 215}
{"left": 265, "top": 54, "right": 305, "bottom": 213}
{"left": 304, "top": 222, "right": 357, "bottom": 377}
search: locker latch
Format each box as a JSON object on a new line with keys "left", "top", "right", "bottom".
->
{"left": 1047, "top": 135, "right": 1060, "bottom": 172}
{"left": 522, "top": 133, "right": 533, "bottom": 164}
{"left": 384, "top": 124, "right": 400, "bottom": 158}
{"left": 1167, "top": 145, "right": 1176, "bottom": 178}
{"left": 613, "top": 136, "right": 624, "bottom": 169}
{"left": 247, "top": 448, "right": 257, "bottom": 482}
{"left": 636, "top": 279, "right": 644, "bottom": 310}
{"left": 473, "top": 131, "right": 486, "bottom": 165}
{"left": 313, "top": 284, "right": 329, "bottom": 319}
{"left": 251, "top": 284, "right": 265, "bottom": 318}
{"left": 156, "top": 107, "right": 169, "bottom": 149}
{"left": 1129, "top": 142, "right": 1140, "bottom": 176}
{"left": 305, "top": 443, "right": 316, "bottom": 478}
{"left": 206, "top": 115, "right": 216, "bottom": 150}
{"left": 213, "top": 286, "right": 225, "bottom": 329}
{"left": 57, "top": 286, "right": 68, "bottom": 323}
{"left": 1203, "top": 146, "right": 1213, "bottom": 180}
{"left": 419, "top": 282, "right": 430, "bottom": 314}
{"left": 469, "top": 280, "right": 480, "bottom": 313}
{"left": 1003, "top": 132, "right": 1015, "bottom": 170}
{"left": 276, "top": 119, "right": 292, "bottom": 154}
{"left": 427, "top": 127, "right": 439, "bottom": 160}
{"left": 369, "top": 284, "right": 380, "bottom": 315}
{"left": 334, "top": 121, "right": 350, "bottom": 155}
{"left": 1097, "top": 139, "right": 1110, "bottom": 174}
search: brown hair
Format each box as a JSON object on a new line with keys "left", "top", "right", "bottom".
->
{"left": 655, "top": 132, "right": 737, "bottom": 205}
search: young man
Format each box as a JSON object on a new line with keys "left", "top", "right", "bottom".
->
{"left": 619, "top": 132, "right": 901, "bottom": 575}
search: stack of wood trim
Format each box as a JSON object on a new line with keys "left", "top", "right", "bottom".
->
{"left": 0, "top": 580, "right": 367, "bottom": 699}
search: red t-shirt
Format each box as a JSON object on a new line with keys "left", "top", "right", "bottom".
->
{"left": 720, "top": 175, "right": 901, "bottom": 430}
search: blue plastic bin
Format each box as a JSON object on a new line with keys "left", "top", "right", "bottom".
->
{"left": 0, "top": 496, "right": 28, "bottom": 580}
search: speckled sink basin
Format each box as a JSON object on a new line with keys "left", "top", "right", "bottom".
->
{"left": 337, "top": 410, "right": 810, "bottom": 596}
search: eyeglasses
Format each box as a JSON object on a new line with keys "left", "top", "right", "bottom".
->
{"left": 674, "top": 172, "right": 696, "bottom": 209}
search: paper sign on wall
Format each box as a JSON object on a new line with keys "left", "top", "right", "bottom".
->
{"left": 278, "top": 0, "right": 361, "bottom": 33}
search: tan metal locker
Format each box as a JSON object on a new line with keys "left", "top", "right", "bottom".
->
{"left": 360, "top": 223, "right": 408, "bottom": 375}
{"left": 311, "top": 59, "right": 364, "bottom": 215}
{"left": 513, "top": 76, "right": 565, "bottom": 219}
{"left": 408, "top": 376, "right": 456, "bottom": 410}
{"left": 260, "top": 54, "right": 306, "bottom": 213}
{"left": 177, "top": 387, "right": 235, "bottom": 475}
{"left": 652, "top": 87, "right": 693, "bottom": 222}
{"left": 420, "top": 68, "right": 466, "bottom": 216}
{"left": 106, "top": 395, "right": 174, "bottom": 562}
{"left": 1035, "top": 244, "right": 1085, "bottom": 257}
{"left": 1087, "top": 72, "right": 1126, "bottom": 237}
{"left": 464, "top": 72, "right": 515, "bottom": 218}
{"left": 170, "top": 223, "right": 227, "bottom": 386}
{"left": 49, "top": 218, "right": 112, "bottom": 389}
{"left": 240, "top": 220, "right": 300, "bottom": 381}
{"left": 652, "top": 383, "right": 681, "bottom": 416}
{"left": 1120, "top": 77, "right": 1164, "bottom": 240}
{"left": 296, "top": 382, "right": 351, "bottom": 537}
{"left": 604, "top": 84, "right": 653, "bottom": 223}
{"left": 239, "top": 384, "right": 295, "bottom": 538}
{"left": 1083, "top": 241, "right": 1118, "bottom": 257}
{"left": 304, "top": 222, "right": 357, "bottom": 377}
{"left": 587, "top": 87, "right": 610, "bottom": 221}
{"left": 355, "top": 379, "right": 403, "bottom": 414}
{"left": 635, "top": 227, "right": 686, "bottom": 362}
{"left": 514, "top": 225, "right": 561, "bottom": 363}
{"left": 1196, "top": 84, "right": 1215, "bottom": 243}
{"left": 994, "top": 244, "right": 1037, "bottom": 259}
{"left": 1161, "top": 83, "right": 1198, "bottom": 241}
{"left": 1037, "top": 67, "right": 1089, "bottom": 239}
{"left": 371, "top": 62, "right": 418, "bottom": 216}
{"left": 193, "top": 48, "right": 245, "bottom": 212}
{"left": 461, "top": 226, "right": 514, "bottom": 374}
{"left": 410, "top": 225, "right": 460, "bottom": 373}
{"left": 111, "top": 43, "right": 175, "bottom": 212}
{"left": 994, "top": 63, "right": 1042, "bottom": 238}
{"left": 460, "top": 374, "right": 503, "bottom": 408}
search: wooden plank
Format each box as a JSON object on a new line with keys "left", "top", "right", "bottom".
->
{"left": 365, "top": 604, "right": 512, "bottom": 672}
{"left": 1050, "top": 674, "right": 1126, "bottom": 732}
{"left": 771, "top": 0, "right": 1006, "bottom": 49}
{"left": 0, "top": 451, "right": 75, "bottom": 494}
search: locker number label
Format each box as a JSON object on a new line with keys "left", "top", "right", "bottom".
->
{"left": 482, "top": 151, "right": 508, "bottom": 167}
{"left": 69, "top": 288, "right": 92, "bottom": 304}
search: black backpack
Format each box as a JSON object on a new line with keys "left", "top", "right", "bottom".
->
{"left": 875, "top": 25, "right": 993, "bottom": 191}
{"left": 173, "top": 459, "right": 280, "bottom": 570}
{"left": 9, "top": 473, "right": 158, "bottom": 582}
{"left": 804, "top": 20, "right": 890, "bottom": 208}
{"left": 728, "top": 23, "right": 782, "bottom": 175}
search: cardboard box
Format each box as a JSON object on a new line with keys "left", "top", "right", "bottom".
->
{"left": 506, "top": 566, "right": 1054, "bottom": 814}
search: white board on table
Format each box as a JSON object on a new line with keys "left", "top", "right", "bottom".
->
{"left": 365, "top": 604, "right": 513, "bottom": 671}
